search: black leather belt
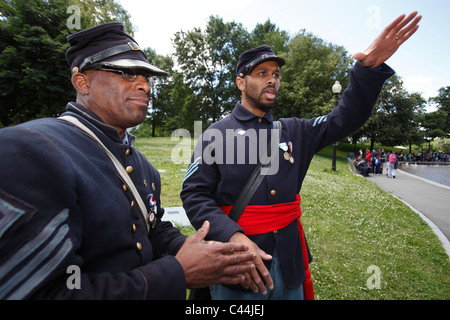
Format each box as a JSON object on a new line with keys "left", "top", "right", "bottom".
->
{"left": 79, "top": 41, "right": 142, "bottom": 71}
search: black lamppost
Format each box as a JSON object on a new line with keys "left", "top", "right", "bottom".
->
{"left": 331, "top": 81, "right": 342, "bottom": 171}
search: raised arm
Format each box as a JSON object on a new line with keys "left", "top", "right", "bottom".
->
{"left": 353, "top": 11, "right": 422, "bottom": 68}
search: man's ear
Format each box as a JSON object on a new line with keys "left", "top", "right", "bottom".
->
{"left": 71, "top": 72, "right": 90, "bottom": 96}
{"left": 236, "top": 76, "right": 246, "bottom": 91}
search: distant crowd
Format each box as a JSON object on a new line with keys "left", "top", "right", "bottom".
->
{"left": 352, "top": 148, "right": 450, "bottom": 178}
{"left": 395, "top": 151, "right": 450, "bottom": 162}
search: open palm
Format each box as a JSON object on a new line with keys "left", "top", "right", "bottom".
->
{"left": 354, "top": 11, "right": 422, "bottom": 68}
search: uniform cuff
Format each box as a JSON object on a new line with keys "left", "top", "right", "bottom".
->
{"left": 138, "top": 256, "right": 186, "bottom": 300}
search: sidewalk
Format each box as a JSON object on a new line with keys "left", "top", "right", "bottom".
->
{"left": 365, "top": 168, "right": 450, "bottom": 257}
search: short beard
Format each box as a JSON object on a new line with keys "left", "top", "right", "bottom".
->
{"left": 246, "top": 87, "right": 277, "bottom": 113}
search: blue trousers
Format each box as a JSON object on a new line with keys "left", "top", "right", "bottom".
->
{"left": 210, "top": 249, "right": 304, "bottom": 300}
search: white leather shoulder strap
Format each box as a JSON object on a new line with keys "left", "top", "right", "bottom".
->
{"left": 59, "top": 115, "right": 150, "bottom": 232}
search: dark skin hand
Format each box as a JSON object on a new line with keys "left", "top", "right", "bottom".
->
{"left": 175, "top": 221, "right": 257, "bottom": 288}
{"left": 232, "top": 11, "right": 422, "bottom": 295}
{"left": 354, "top": 11, "right": 422, "bottom": 68}
{"left": 71, "top": 71, "right": 257, "bottom": 290}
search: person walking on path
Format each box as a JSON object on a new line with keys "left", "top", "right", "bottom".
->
{"left": 387, "top": 150, "right": 398, "bottom": 178}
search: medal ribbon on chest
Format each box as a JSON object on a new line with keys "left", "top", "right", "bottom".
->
{"left": 146, "top": 193, "right": 158, "bottom": 228}
{"left": 280, "top": 141, "right": 294, "bottom": 164}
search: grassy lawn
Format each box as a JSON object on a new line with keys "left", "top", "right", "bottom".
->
{"left": 134, "top": 137, "right": 450, "bottom": 300}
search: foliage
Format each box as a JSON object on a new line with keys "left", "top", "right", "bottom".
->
{"left": 426, "top": 86, "right": 450, "bottom": 138}
{"left": 0, "top": 0, "right": 133, "bottom": 127}
{"left": 173, "top": 16, "right": 247, "bottom": 127}
{"left": 355, "top": 75, "right": 427, "bottom": 151}
{"left": 248, "top": 19, "right": 290, "bottom": 54}
{"left": 1, "top": 2, "right": 446, "bottom": 150}
{"left": 143, "top": 47, "right": 175, "bottom": 136}
{"left": 0, "top": 0, "right": 72, "bottom": 126}
{"left": 69, "top": 0, "right": 134, "bottom": 35}
{"left": 431, "top": 137, "right": 450, "bottom": 153}
{"left": 275, "top": 30, "right": 353, "bottom": 119}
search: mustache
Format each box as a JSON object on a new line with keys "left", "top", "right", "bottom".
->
{"left": 127, "top": 93, "right": 151, "bottom": 100}
{"left": 262, "top": 85, "right": 278, "bottom": 94}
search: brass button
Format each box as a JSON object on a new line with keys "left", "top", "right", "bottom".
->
{"left": 132, "top": 224, "right": 136, "bottom": 232}
{"left": 273, "top": 230, "right": 278, "bottom": 234}
{"left": 136, "top": 242, "right": 142, "bottom": 250}
{"left": 270, "top": 189, "right": 276, "bottom": 196}
{"left": 130, "top": 200, "right": 135, "bottom": 208}
{"left": 126, "top": 166, "right": 133, "bottom": 174}
{"left": 122, "top": 184, "right": 127, "bottom": 192}
{"left": 125, "top": 149, "right": 131, "bottom": 156}
{"left": 258, "top": 118, "right": 262, "bottom": 123}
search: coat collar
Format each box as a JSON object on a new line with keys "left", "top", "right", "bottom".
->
{"left": 63, "top": 102, "right": 136, "bottom": 145}
{"left": 232, "top": 101, "right": 274, "bottom": 124}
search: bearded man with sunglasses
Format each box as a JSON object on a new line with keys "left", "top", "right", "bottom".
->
{"left": 0, "top": 22, "right": 257, "bottom": 300}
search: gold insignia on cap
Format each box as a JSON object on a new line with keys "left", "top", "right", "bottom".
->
{"left": 72, "top": 67, "right": 79, "bottom": 74}
{"left": 128, "top": 41, "right": 140, "bottom": 51}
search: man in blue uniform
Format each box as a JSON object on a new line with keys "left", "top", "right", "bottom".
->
{"left": 181, "top": 12, "right": 421, "bottom": 299}
{"left": 0, "top": 22, "right": 256, "bottom": 299}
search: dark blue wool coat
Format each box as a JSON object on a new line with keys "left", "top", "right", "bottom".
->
{"left": 181, "top": 62, "right": 394, "bottom": 289}
{"left": 0, "top": 103, "right": 187, "bottom": 299}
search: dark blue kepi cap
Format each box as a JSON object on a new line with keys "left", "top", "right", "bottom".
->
{"left": 66, "top": 22, "right": 168, "bottom": 76}
{"left": 236, "top": 45, "right": 285, "bottom": 78}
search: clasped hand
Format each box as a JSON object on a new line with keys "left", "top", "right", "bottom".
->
{"left": 175, "top": 221, "right": 257, "bottom": 288}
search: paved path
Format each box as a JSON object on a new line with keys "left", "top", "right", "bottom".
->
{"left": 365, "top": 168, "right": 450, "bottom": 257}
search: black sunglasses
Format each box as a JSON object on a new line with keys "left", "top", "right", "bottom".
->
{"left": 89, "top": 67, "right": 153, "bottom": 85}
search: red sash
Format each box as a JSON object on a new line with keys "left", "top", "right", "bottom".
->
{"left": 220, "top": 194, "right": 314, "bottom": 300}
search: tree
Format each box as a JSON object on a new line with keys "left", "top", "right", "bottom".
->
{"left": 274, "top": 30, "right": 354, "bottom": 120}
{"left": 173, "top": 16, "right": 248, "bottom": 126}
{"left": 163, "top": 71, "right": 200, "bottom": 133}
{"left": 429, "top": 86, "right": 450, "bottom": 136}
{"left": 356, "top": 75, "right": 426, "bottom": 151}
{"left": 249, "top": 19, "right": 290, "bottom": 54}
{"left": 69, "top": 0, "right": 135, "bottom": 35}
{"left": 0, "top": 0, "right": 73, "bottom": 126}
{"left": 417, "top": 109, "right": 447, "bottom": 151}
{"left": 143, "top": 48, "right": 174, "bottom": 136}
{"left": 0, "top": 0, "right": 133, "bottom": 127}
{"left": 137, "top": 48, "right": 202, "bottom": 136}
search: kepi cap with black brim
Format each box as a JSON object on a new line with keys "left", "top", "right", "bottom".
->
{"left": 236, "top": 45, "right": 285, "bottom": 78}
{"left": 66, "top": 22, "right": 168, "bottom": 76}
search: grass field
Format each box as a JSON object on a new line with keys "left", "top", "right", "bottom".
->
{"left": 134, "top": 137, "right": 449, "bottom": 300}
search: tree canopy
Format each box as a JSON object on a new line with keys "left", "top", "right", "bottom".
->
{"left": 0, "top": 0, "right": 133, "bottom": 127}
{"left": 1, "top": 1, "right": 447, "bottom": 152}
